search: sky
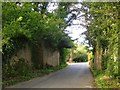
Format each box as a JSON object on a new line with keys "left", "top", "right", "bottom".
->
{"left": 47, "top": 2, "right": 87, "bottom": 44}
{"left": 64, "top": 3, "right": 88, "bottom": 44}
{"left": 65, "top": 23, "right": 87, "bottom": 43}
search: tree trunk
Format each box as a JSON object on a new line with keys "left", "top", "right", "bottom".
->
{"left": 94, "top": 44, "right": 102, "bottom": 70}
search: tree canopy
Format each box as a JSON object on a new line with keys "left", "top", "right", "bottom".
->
{"left": 2, "top": 2, "right": 74, "bottom": 62}
{"left": 81, "top": 2, "right": 120, "bottom": 81}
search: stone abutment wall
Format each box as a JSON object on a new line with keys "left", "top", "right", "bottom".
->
{"left": 10, "top": 43, "right": 60, "bottom": 67}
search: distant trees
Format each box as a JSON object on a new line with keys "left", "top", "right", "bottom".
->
{"left": 72, "top": 43, "right": 88, "bottom": 62}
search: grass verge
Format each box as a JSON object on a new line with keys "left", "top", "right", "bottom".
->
{"left": 2, "top": 63, "right": 67, "bottom": 88}
{"left": 90, "top": 67, "right": 120, "bottom": 88}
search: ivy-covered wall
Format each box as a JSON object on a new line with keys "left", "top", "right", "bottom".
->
{"left": 10, "top": 43, "right": 32, "bottom": 65}
{"left": 9, "top": 42, "right": 60, "bottom": 69}
{"left": 2, "top": 2, "right": 73, "bottom": 68}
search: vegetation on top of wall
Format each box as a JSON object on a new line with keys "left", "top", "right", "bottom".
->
{"left": 3, "top": 2, "right": 120, "bottom": 88}
{"left": 2, "top": 2, "right": 73, "bottom": 87}
{"left": 2, "top": 2, "right": 73, "bottom": 63}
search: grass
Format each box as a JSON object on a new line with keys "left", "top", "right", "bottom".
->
{"left": 91, "top": 67, "right": 120, "bottom": 88}
{"left": 2, "top": 63, "right": 67, "bottom": 88}
{"left": 95, "top": 74, "right": 120, "bottom": 88}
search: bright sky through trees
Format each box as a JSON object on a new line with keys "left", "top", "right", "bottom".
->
{"left": 65, "top": 21, "right": 87, "bottom": 43}
{"left": 48, "top": 2, "right": 87, "bottom": 44}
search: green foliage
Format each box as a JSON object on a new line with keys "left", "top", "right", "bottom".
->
{"left": 59, "top": 48, "right": 70, "bottom": 64}
{"left": 82, "top": 2, "right": 119, "bottom": 80}
{"left": 2, "top": 61, "right": 67, "bottom": 87}
{"left": 2, "top": 34, "right": 29, "bottom": 63}
{"left": 94, "top": 73, "right": 120, "bottom": 88}
{"left": 91, "top": 64, "right": 120, "bottom": 88}
{"left": 73, "top": 53, "right": 87, "bottom": 62}
{"left": 81, "top": 2, "right": 120, "bottom": 87}
{"left": 2, "top": 58, "right": 31, "bottom": 80}
{"left": 72, "top": 43, "right": 88, "bottom": 62}
{"left": 2, "top": 2, "right": 73, "bottom": 87}
{"left": 2, "top": 2, "right": 73, "bottom": 62}
{"left": 101, "top": 54, "right": 109, "bottom": 70}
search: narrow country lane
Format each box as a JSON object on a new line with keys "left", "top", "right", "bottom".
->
{"left": 7, "top": 62, "right": 94, "bottom": 88}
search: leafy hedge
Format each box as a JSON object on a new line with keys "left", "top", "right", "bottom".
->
{"left": 2, "top": 2, "right": 73, "bottom": 87}
{"left": 2, "top": 2, "right": 72, "bottom": 63}
{"left": 82, "top": 2, "right": 120, "bottom": 87}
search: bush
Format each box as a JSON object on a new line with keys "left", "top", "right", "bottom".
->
{"left": 59, "top": 48, "right": 70, "bottom": 64}
{"left": 2, "top": 58, "right": 32, "bottom": 80}
{"left": 72, "top": 43, "right": 88, "bottom": 62}
{"left": 73, "top": 53, "right": 87, "bottom": 62}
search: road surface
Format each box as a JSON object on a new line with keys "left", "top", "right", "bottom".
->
{"left": 7, "top": 62, "right": 94, "bottom": 88}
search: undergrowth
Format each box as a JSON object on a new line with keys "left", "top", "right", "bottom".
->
{"left": 91, "top": 67, "right": 120, "bottom": 88}
{"left": 2, "top": 61, "right": 67, "bottom": 88}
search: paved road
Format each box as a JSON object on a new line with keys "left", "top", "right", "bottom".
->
{"left": 7, "top": 62, "right": 94, "bottom": 88}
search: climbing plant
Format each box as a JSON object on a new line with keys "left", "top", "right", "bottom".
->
{"left": 2, "top": 2, "right": 74, "bottom": 86}
{"left": 2, "top": 2, "right": 73, "bottom": 63}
